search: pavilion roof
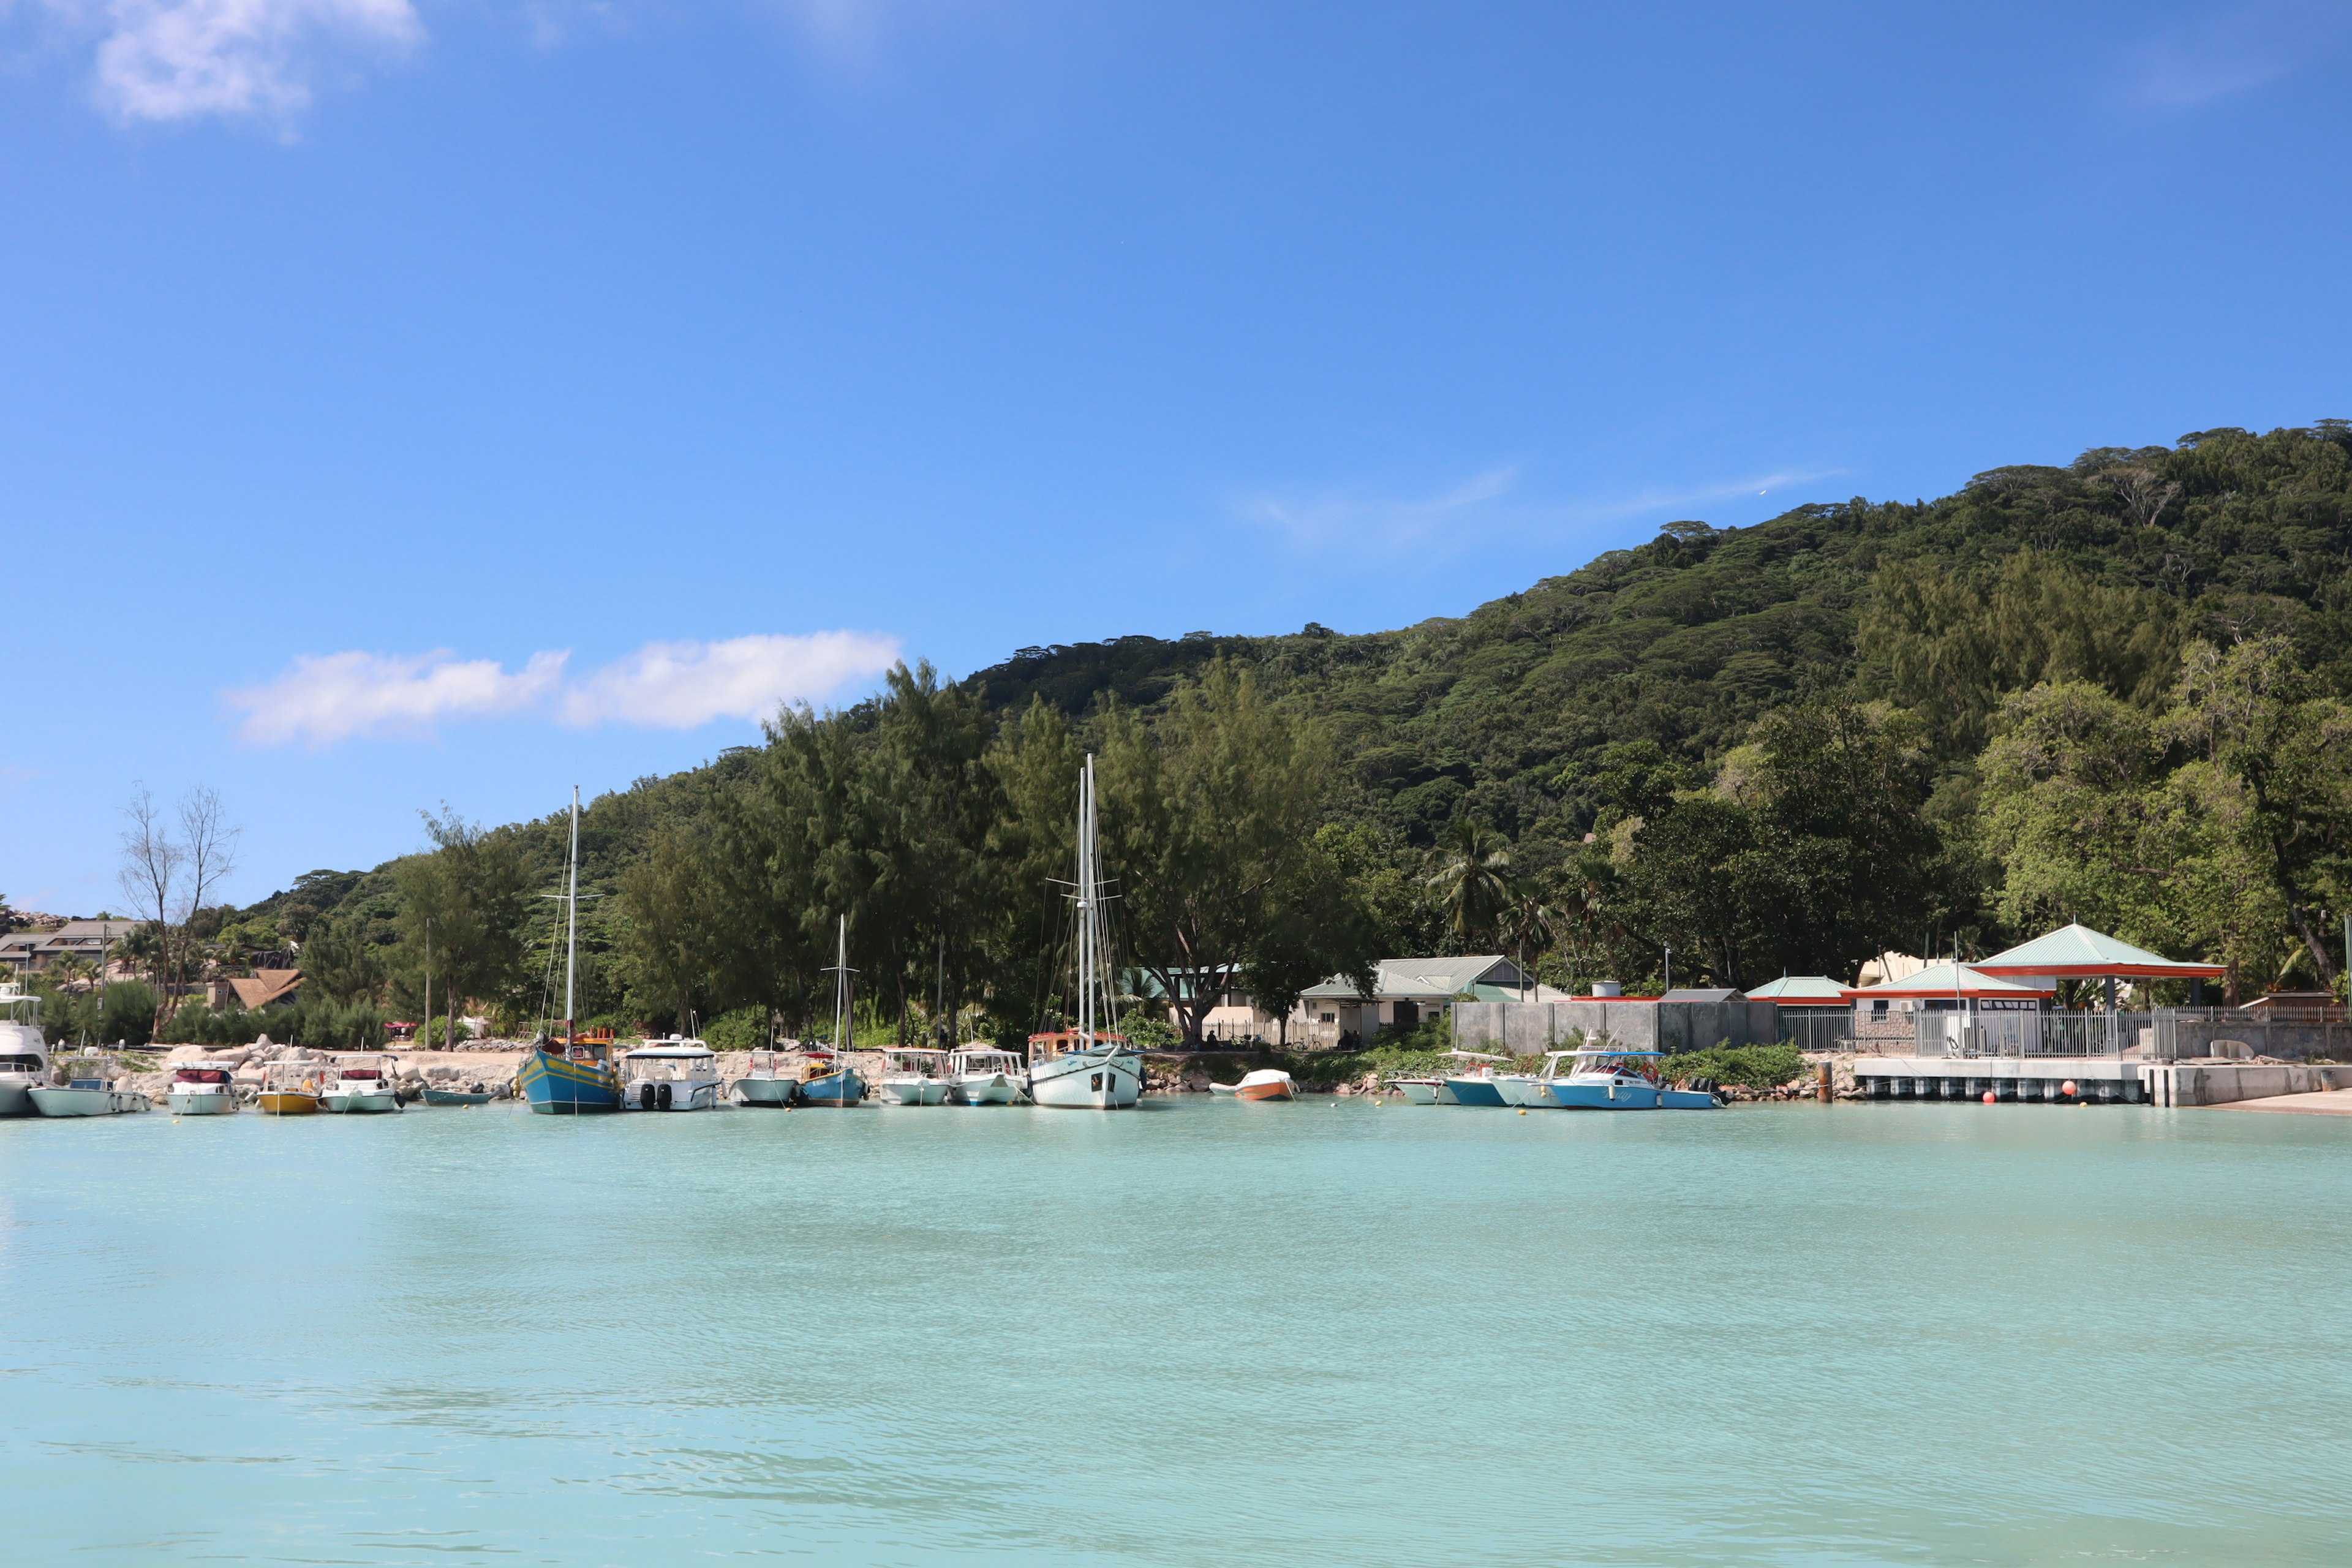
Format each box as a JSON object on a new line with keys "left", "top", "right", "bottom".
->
{"left": 1744, "top": 974, "right": 1847, "bottom": 1004}
{"left": 1971, "top": 922, "right": 2226, "bottom": 981}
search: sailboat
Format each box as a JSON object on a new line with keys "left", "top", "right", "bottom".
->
{"left": 1025, "top": 753, "right": 1142, "bottom": 1109}
{"left": 797, "top": 916, "right": 868, "bottom": 1106}
{"left": 517, "top": 786, "right": 622, "bottom": 1114}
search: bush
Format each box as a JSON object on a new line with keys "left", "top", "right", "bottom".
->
{"left": 704, "top": 1007, "right": 772, "bottom": 1054}
{"left": 1120, "top": 1015, "right": 1181, "bottom": 1052}
{"left": 1662, "top": 1042, "right": 1806, "bottom": 1090}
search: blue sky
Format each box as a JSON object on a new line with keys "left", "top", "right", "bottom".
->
{"left": 5, "top": 1, "right": 2350, "bottom": 914}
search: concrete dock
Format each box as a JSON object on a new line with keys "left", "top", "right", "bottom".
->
{"left": 1851, "top": 1057, "right": 2352, "bottom": 1107}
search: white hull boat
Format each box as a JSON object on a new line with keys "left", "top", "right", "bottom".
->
{"left": 322, "top": 1090, "right": 403, "bottom": 1114}
{"left": 1390, "top": 1077, "right": 1441, "bottom": 1104}
{"left": 878, "top": 1047, "right": 954, "bottom": 1106}
{"left": 167, "top": 1088, "right": 238, "bottom": 1114}
{"left": 1028, "top": 1046, "right": 1142, "bottom": 1108}
{"left": 948, "top": 1048, "right": 1028, "bottom": 1104}
{"left": 620, "top": 1038, "right": 724, "bottom": 1111}
{"left": 737, "top": 1076, "right": 796, "bottom": 1106}
{"left": 0, "top": 983, "right": 50, "bottom": 1118}
{"left": 321, "top": 1053, "right": 403, "bottom": 1113}
{"left": 31, "top": 1080, "right": 151, "bottom": 1117}
{"left": 880, "top": 1077, "right": 952, "bottom": 1105}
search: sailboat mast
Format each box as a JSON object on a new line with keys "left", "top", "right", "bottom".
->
{"left": 835, "top": 914, "right": 850, "bottom": 1052}
{"left": 1079, "top": 753, "right": 1095, "bottom": 1046}
{"left": 564, "top": 785, "right": 580, "bottom": 1030}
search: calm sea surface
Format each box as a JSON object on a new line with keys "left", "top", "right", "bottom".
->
{"left": 2, "top": 1097, "right": 2346, "bottom": 1567}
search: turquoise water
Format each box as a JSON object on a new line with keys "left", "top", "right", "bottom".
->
{"left": 2, "top": 1099, "right": 2347, "bottom": 1567}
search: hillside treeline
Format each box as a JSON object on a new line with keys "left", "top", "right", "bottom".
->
{"left": 209, "top": 422, "right": 2351, "bottom": 1038}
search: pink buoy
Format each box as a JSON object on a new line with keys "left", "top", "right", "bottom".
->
{"left": 1982, "top": 1090, "right": 1996, "bottom": 1104}
{"left": 2062, "top": 1080, "right": 2078, "bottom": 1098}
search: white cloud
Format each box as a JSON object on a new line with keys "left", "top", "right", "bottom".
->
{"left": 557, "top": 631, "right": 904, "bottom": 729}
{"left": 224, "top": 631, "right": 901, "bottom": 748}
{"left": 227, "top": 649, "right": 568, "bottom": 747}
{"left": 1243, "top": 466, "right": 1520, "bottom": 552}
{"left": 28, "top": 0, "right": 424, "bottom": 124}
{"left": 2125, "top": 2, "right": 2351, "bottom": 109}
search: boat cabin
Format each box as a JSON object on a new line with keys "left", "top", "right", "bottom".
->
{"left": 1554, "top": 1047, "right": 1664, "bottom": 1084}
{"left": 1027, "top": 1030, "right": 1129, "bottom": 1065}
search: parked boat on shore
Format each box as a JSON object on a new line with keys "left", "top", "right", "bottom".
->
{"left": 1210, "top": 1068, "right": 1296, "bottom": 1101}
{"left": 167, "top": 1066, "right": 239, "bottom": 1115}
{"left": 31, "top": 1075, "right": 151, "bottom": 1117}
{"left": 949, "top": 1047, "right": 1028, "bottom": 1104}
{"left": 0, "top": 983, "right": 49, "bottom": 1118}
{"left": 619, "top": 1039, "right": 722, "bottom": 1111}
{"left": 321, "top": 1054, "right": 403, "bottom": 1114}
{"left": 879, "top": 1047, "right": 952, "bottom": 1104}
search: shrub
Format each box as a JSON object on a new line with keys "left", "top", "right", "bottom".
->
{"left": 1662, "top": 1041, "right": 1806, "bottom": 1090}
{"left": 704, "top": 1007, "right": 772, "bottom": 1054}
{"left": 1120, "top": 1015, "right": 1180, "bottom": 1052}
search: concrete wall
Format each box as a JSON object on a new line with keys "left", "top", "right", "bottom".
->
{"left": 2163, "top": 1011, "right": 2351, "bottom": 1063}
{"left": 1451, "top": 998, "right": 1777, "bottom": 1055}
{"left": 2146, "top": 1061, "right": 2352, "bottom": 1106}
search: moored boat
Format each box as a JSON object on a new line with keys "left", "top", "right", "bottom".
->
{"left": 321, "top": 1054, "right": 404, "bottom": 1114}
{"left": 948, "top": 1047, "right": 1027, "bottom": 1104}
{"left": 619, "top": 1039, "right": 723, "bottom": 1111}
{"left": 1439, "top": 1049, "right": 1512, "bottom": 1106}
{"left": 1026, "top": 755, "right": 1142, "bottom": 1110}
{"left": 1389, "top": 1076, "right": 1441, "bottom": 1104}
{"left": 256, "top": 1061, "right": 320, "bottom": 1115}
{"left": 878, "top": 1047, "right": 952, "bottom": 1104}
{"left": 30, "top": 1076, "right": 151, "bottom": 1117}
{"left": 0, "top": 982, "right": 50, "bottom": 1118}
{"left": 1210, "top": 1068, "right": 1295, "bottom": 1101}
{"left": 519, "top": 788, "right": 622, "bottom": 1115}
{"left": 796, "top": 1049, "right": 866, "bottom": 1106}
{"left": 734, "top": 1047, "right": 800, "bottom": 1107}
{"left": 1541, "top": 1047, "right": 1721, "bottom": 1110}
{"left": 421, "top": 1085, "right": 497, "bottom": 1106}
{"left": 166, "top": 1066, "right": 239, "bottom": 1115}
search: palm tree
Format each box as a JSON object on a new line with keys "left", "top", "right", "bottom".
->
{"left": 1500, "top": 881, "right": 1559, "bottom": 1001}
{"left": 1425, "top": 818, "right": 1517, "bottom": 951}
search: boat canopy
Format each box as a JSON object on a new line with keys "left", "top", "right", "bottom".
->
{"left": 625, "top": 1044, "right": 715, "bottom": 1059}
{"left": 1444, "top": 1049, "right": 1506, "bottom": 1063}
{"left": 336, "top": 1067, "right": 384, "bottom": 1080}
{"left": 174, "top": 1068, "right": 231, "bottom": 1083}
{"left": 1571, "top": 1046, "right": 1661, "bottom": 1056}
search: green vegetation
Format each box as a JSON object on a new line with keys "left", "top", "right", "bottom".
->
{"left": 1660, "top": 1042, "right": 1808, "bottom": 1091}
{"left": 198, "top": 421, "right": 2351, "bottom": 1035}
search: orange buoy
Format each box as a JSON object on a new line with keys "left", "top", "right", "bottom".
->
{"left": 1982, "top": 1090, "right": 1996, "bottom": 1104}
{"left": 1517, "top": 1107, "right": 1528, "bottom": 1115}
{"left": 2062, "top": 1079, "right": 2078, "bottom": 1098}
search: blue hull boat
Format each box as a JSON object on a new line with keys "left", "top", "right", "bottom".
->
{"left": 1548, "top": 1080, "right": 1660, "bottom": 1109}
{"left": 1444, "top": 1077, "right": 1510, "bottom": 1107}
{"left": 519, "top": 1047, "right": 620, "bottom": 1114}
{"left": 797, "top": 1068, "right": 865, "bottom": 1106}
{"left": 1537, "top": 1046, "right": 1721, "bottom": 1110}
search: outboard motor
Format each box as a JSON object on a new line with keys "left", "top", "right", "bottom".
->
{"left": 639, "top": 1082, "right": 657, "bottom": 1110}
{"left": 657, "top": 1080, "right": 673, "bottom": 1110}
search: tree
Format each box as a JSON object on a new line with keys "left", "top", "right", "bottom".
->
{"left": 117, "top": 785, "right": 184, "bottom": 1014}
{"left": 1423, "top": 817, "right": 1517, "bottom": 951}
{"left": 1095, "top": 662, "right": 1341, "bottom": 1046}
{"left": 619, "top": 824, "right": 719, "bottom": 1030}
{"left": 297, "top": 911, "right": 383, "bottom": 1005}
{"left": 393, "top": 809, "right": 532, "bottom": 1023}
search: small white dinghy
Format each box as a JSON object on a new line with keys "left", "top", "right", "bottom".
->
{"left": 948, "top": 1047, "right": 1027, "bottom": 1104}
{"left": 31, "top": 1075, "right": 152, "bottom": 1117}
{"left": 320, "top": 1054, "right": 403, "bottom": 1114}
{"left": 1209, "top": 1068, "right": 1296, "bottom": 1101}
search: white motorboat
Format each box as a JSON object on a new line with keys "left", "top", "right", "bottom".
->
{"left": 735, "top": 1047, "right": 801, "bottom": 1107}
{"left": 1438, "top": 1049, "right": 1512, "bottom": 1106}
{"left": 878, "top": 1047, "right": 953, "bottom": 1105}
{"left": 949, "top": 1047, "right": 1028, "bottom": 1104}
{"left": 1026, "top": 754, "right": 1142, "bottom": 1109}
{"left": 166, "top": 1066, "right": 239, "bottom": 1115}
{"left": 31, "top": 1076, "right": 151, "bottom": 1117}
{"left": 1389, "top": 1077, "right": 1441, "bottom": 1104}
{"left": 320, "top": 1054, "right": 404, "bottom": 1114}
{"left": 0, "top": 982, "right": 49, "bottom": 1118}
{"left": 620, "top": 1039, "right": 723, "bottom": 1110}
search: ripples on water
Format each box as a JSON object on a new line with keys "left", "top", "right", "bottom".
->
{"left": 2, "top": 1099, "right": 2346, "bottom": 1565}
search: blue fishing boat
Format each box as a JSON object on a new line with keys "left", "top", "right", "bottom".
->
{"left": 796, "top": 916, "right": 867, "bottom": 1107}
{"left": 520, "top": 788, "right": 620, "bottom": 1115}
{"left": 1541, "top": 1047, "right": 1719, "bottom": 1110}
{"left": 1440, "top": 1049, "right": 1512, "bottom": 1106}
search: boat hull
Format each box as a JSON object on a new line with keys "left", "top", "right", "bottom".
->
{"left": 322, "top": 1091, "right": 403, "bottom": 1114}
{"left": 1392, "top": 1079, "right": 1439, "bottom": 1105}
{"left": 256, "top": 1091, "right": 318, "bottom": 1116}
{"left": 798, "top": 1069, "right": 865, "bottom": 1106}
{"left": 167, "top": 1091, "right": 238, "bottom": 1115}
{"left": 421, "top": 1088, "right": 496, "bottom": 1106}
{"left": 1660, "top": 1087, "right": 1721, "bottom": 1109}
{"left": 30, "top": 1086, "right": 149, "bottom": 1117}
{"left": 736, "top": 1077, "right": 797, "bottom": 1107}
{"left": 519, "top": 1049, "right": 621, "bottom": 1114}
{"left": 1443, "top": 1077, "right": 1510, "bottom": 1107}
{"left": 1028, "top": 1049, "right": 1142, "bottom": 1109}
{"left": 879, "top": 1077, "right": 950, "bottom": 1106}
{"left": 1495, "top": 1075, "right": 1549, "bottom": 1107}
{"left": 1235, "top": 1080, "right": 1294, "bottom": 1101}
{"left": 1548, "top": 1080, "right": 1660, "bottom": 1110}
{"left": 0, "top": 1080, "right": 37, "bottom": 1117}
{"left": 622, "top": 1081, "right": 720, "bottom": 1111}
{"left": 951, "top": 1073, "right": 1022, "bottom": 1104}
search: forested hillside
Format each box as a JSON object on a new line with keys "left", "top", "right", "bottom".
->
{"left": 128, "top": 422, "right": 2352, "bottom": 1050}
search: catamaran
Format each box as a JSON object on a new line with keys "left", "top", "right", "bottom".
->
{"left": 1026, "top": 753, "right": 1142, "bottom": 1109}
{"left": 0, "top": 982, "right": 50, "bottom": 1117}
{"left": 619, "top": 1039, "right": 723, "bottom": 1111}
{"left": 948, "top": 1046, "right": 1027, "bottom": 1104}
{"left": 518, "top": 786, "right": 622, "bottom": 1114}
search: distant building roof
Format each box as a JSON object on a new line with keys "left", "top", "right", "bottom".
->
{"left": 1744, "top": 975, "right": 1847, "bottom": 1005}
{"left": 1660, "top": 987, "right": 1744, "bottom": 1004}
{"left": 228, "top": 969, "right": 304, "bottom": 1011}
{"left": 1843, "top": 962, "right": 2054, "bottom": 1001}
{"left": 1300, "top": 956, "right": 1526, "bottom": 1001}
{"left": 1972, "top": 922, "right": 2225, "bottom": 981}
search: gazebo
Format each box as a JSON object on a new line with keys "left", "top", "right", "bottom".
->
{"left": 1969, "top": 922, "right": 2227, "bottom": 1007}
